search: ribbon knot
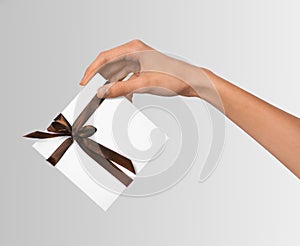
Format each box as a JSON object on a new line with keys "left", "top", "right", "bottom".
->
{"left": 76, "top": 125, "right": 97, "bottom": 138}
{"left": 24, "top": 93, "right": 135, "bottom": 187}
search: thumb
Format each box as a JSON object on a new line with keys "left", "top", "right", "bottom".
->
{"left": 97, "top": 75, "right": 150, "bottom": 98}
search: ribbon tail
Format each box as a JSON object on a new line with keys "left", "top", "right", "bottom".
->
{"left": 47, "top": 137, "right": 74, "bottom": 166}
{"left": 87, "top": 138, "right": 136, "bottom": 174}
{"left": 23, "top": 131, "right": 67, "bottom": 139}
{"left": 76, "top": 138, "right": 133, "bottom": 187}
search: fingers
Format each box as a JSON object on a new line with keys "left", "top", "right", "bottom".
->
{"left": 80, "top": 40, "right": 151, "bottom": 86}
{"left": 97, "top": 73, "right": 150, "bottom": 98}
{"left": 96, "top": 71, "right": 189, "bottom": 99}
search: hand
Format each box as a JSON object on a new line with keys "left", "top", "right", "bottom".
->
{"left": 80, "top": 40, "right": 300, "bottom": 179}
{"left": 80, "top": 40, "right": 216, "bottom": 102}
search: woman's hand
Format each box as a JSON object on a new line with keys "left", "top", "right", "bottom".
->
{"left": 80, "top": 40, "right": 300, "bottom": 179}
{"left": 80, "top": 40, "right": 218, "bottom": 104}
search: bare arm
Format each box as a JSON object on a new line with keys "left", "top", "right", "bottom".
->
{"left": 203, "top": 70, "right": 300, "bottom": 178}
{"left": 80, "top": 40, "right": 300, "bottom": 179}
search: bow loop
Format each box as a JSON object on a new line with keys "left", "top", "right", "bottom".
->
{"left": 46, "top": 113, "right": 72, "bottom": 135}
{"left": 54, "top": 113, "right": 72, "bottom": 128}
{"left": 47, "top": 121, "right": 71, "bottom": 134}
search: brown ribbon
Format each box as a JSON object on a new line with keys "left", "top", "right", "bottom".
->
{"left": 24, "top": 92, "right": 135, "bottom": 187}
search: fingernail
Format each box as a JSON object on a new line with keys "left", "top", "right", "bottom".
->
{"left": 97, "top": 85, "right": 110, "bottom": 98}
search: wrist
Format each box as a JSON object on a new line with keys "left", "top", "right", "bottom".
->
{"left": 196, "top": 67, "right": 226, "bottom": 112}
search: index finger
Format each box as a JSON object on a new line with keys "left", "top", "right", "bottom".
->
{"left": 79, "top": 40, "right": 149, "bottom": 86}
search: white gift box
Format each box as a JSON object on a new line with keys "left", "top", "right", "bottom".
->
{"left": 29, "top": 74, "right": 163, "bottom": 211}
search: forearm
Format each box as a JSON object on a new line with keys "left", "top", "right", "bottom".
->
{"left": 80, "top": 39, "right": 300, "bottom": 178}
{"left": 202, "top": 69, "right": 300, "bottom": 178}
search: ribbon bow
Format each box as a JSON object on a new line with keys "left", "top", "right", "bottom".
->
{"left": 24, "top": 93, "right": 135, "bottom": 187}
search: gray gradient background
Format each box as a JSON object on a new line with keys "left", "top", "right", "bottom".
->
{"left": 1, "top": 0, "right": 300, "bottom": 245}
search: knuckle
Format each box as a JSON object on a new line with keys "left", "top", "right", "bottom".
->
{"left": 97, "top": 51, "right": 108, "bottom": 62}
{"left": 129, "top": 39, "right": 144, "bottom": 49}
{"left": 97, "top": 50, "right": 106, "bottom": 57}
